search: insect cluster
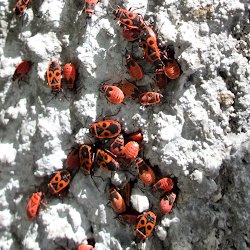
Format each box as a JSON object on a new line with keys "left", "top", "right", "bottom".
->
{"left": 13, "top": 3, "right": 181, "bottom": 106}
{"left": 102, "top": 77, "right": 163, "bottom": 107}
{"left": 13, "top": 0, "right": 181, "bottom": 248}
{"left": 46, "top": 60, "right": 77, "bottom": 95}
{"left": 26, "top": 119, "right": 177, "bottom": 246}
{"left": 12, "top": 59, "right": 77, "bottom": 98}
{"left": 99, "top": 6, "right": 182, "bottom": 106}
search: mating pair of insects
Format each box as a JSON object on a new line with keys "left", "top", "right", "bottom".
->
{"left": 46, "top": 61, "right": 77, "bottom": 95}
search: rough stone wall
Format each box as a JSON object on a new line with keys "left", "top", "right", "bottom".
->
{"left": 0, "top": 0, "right": 249, "bottom": 249}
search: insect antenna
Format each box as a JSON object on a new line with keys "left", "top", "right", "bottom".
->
{"left": 91, "top": 174, "right": 103, "bottom": 192}
{"left": 46, "top": 95, "right": 57, "bottom": 105}
{"left": 103, "top": 107, "right": 121, "bottom": 118}
{"left": 129, "top": 6, "right": 145, "bottom": 13}
{"left": 61, "top": 91, "right": 69, "bottom": 102}
{"left": 75, "top": 84, "right": 86, "bottom": 96}
{"left": 107, "top": 1, "right": 116, "bottom": 12}
{"left": 160, "top": 95, "right": 170, "bottom": 106}
{"left": 99, "top": 78, "right": 111, "bottom": 92}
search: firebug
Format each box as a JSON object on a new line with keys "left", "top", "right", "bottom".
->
{"left": 125, "top": 131, "right": 143, "bottom": 142}
{"left": 164, "top": 59, "right": 181, "bottom": 80}
{"left": 113, "top": 7, "right": 145, "bottom": 30}
{"left": 12, "top": 60, "right": 32, "bottom": 82}
{"left": 79, "top": 144, "right": 93, "bottom": 175}
{"left": 125, "top": 52, "right": 144, "bottom": 80}
{"left": 135, "top": 211, "right": 156, "bottom": 241}
{"left": 120, "top": 141, "right": 140, "bottom": 167}
{"left": 83, "top": 0, "right": 99, "bottom": 18}
{"left": 14, "top": 0, "right": 31, "bottom": 16}
{"left": 26, "top": 192, "right": 44, "bottom": 220}
{"left": 139, "top": 92, "right": 161, "bottom": 106}
{"left": 107, "top": 134, "right": 124, "bottom": 157}
{"left": 122, "top": 27, "right": 141, "bottom": 42}
{"left": 78, "top": 244, "right": 94, "bottom": 250}
{"left": 109, "top": 187, "right": 126, "bottom": 214}
{"left": 140, "top": 25, "right": 161, "bottom": 65}
{"left": 155, "top": 66, "right": 167, "bottom": 89}
{"left": 89, "top": 120, "right": 122, "bottom": 139}
{"left": 118, "top": 80, "right": 139, "bottom": 99}
{"left": 159, "top": 192, "right": 176, "bottom": 214}
{"left": 46, "top": 60, "right": 62, "bottom": 94}
{"left": 102, "top": 85, "right": 124, "bottom": 104}
{"left": 153, "top": 177, "right": 174, "bottom": 193}
{"left": 119, "top": 181, "right": 134, "bottom": 207}
{"left": 65, "top": 147, "right": 81, "bottom": 171}
{"left": 48, "top": 170, "right": 71, "bottom": 196}
{"left": 95, "top": 149, "right": 119, "bottom": 171}
{"left": 62, "top": 63, "right": 77, "bottom": 89}
{"left": 135, "top": 158, "right": 156, "bottom": 186}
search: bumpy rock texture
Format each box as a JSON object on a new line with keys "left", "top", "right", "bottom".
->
{"left": 0, "top": 0, "right": 250, "bottom": 249}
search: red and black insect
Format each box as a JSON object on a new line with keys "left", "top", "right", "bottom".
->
{"left": 106, "top": 134, "right": 124, "bottom": 157}
{"left": 79, "top": 144, "right": 93, "bottom": 175}
{"left": 102, "top": 85, "right": 124, "bottom": 104}
{"left": 46, "top": 60, "right": 62, "bottom": 94}
{"left": 65, "top": 146, "right": 81, "bottom": 171}
{"left": 140, "top": 25, "right": 161, "bottom": 66}
{"left": 78, "top": 244, "right": 94, "bottom": 250}
{"left": 155, "top": 66, "right": 167, "bottom": 89}
{"left": 12, "top": 60, "right": 32, "bottom": 82}
{"left": 159, "top": 192, "right": 176, "bottom": 214}
{"left": 164, "top": 59, "right": 181, "bottom": 80}
{"left": 89, "top": 120, "right": 122, "bottom": 139}
{"left": 118, "top": 80, "right": 139, "bottom": 99}
{"left": 119, "top": 141, "right": 140, "bottom": 168}
{"left": 94, "top": 149, "right": 119, "bottom": 171}
{"left": 135, "top": 158, "right": 156, "bottom": 186}
{"left": 26, "top": 192, "right": 44, "bottom": 220}
{"left": 113, "top": 7, "right": 145, "bottom": 30}
{"left": 158, "top": 43, "right": 176, "bottom": 62}
{"left": 142, "top": 23, "right": 157, "bottom": 40}
{"left": 125, "top": 52, "right": 144, "bottom": 80}
{"left": 153, "top": 177, "right": 174, "bottom": 193}
{"left": 109, "top": 187, "right": 126, "bottom": 214}
{"left": 125, "top": 131, "right": 143, "bottom": 143}
{"left": 117, "top": 213, "right": 138, "bottom": 225}
{"left": 158, "top": 44, "right": 181, "bottom": 79}
{"left": 62, "top": 63, "right": 77, "bottom": 89}
{"left": 119, "top": 181, "right": 134, "bottom": 207}
{"left": 139, "top": 92, "right": 161, "bottom": 106}
{"left": 48, "top": 170, "right": 71, "bottom": 196}
{"left": 83, "top": 0, "right": 99, "bottom": 18}
{"left": 135, "top": 211, "right": 156, "bottom": 241}
{"left": 122, "top": 27, "right": 141, "bottom": 42}
{"left": 14, "top": 0, "right": 31, "bottom": 16}
{"left": 54, "top": 242, "right": 94, "bottom": 250}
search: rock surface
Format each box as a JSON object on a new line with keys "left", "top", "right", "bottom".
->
{"left": 0, "top": 0, "right": 249, "bottom": 249}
